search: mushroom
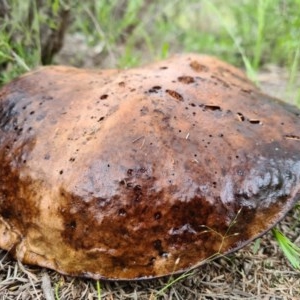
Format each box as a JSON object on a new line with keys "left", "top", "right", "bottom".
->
{"left": 0, "top": 54, "right": 300, "bottom": 280}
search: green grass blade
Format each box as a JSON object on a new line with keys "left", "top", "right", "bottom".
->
{"left": 54, "top": 282, "right": 60, "bottom": 300}
{"left": 273, "top": 228, "right": 300, "bottom": 270}
{"left": 253, "top": 0, "right": 271, "bottom": 69}
{"left": 288, "top": 44, "right": 300, "bottom": 105}
{"left": 155, "top": 271, "right": 194, "bottom": 298}
{"left": 11, "top": 50, "right": 31, "bottom": 71}
{"left": 203, "top": 0, "right": 257, "bottom": 82}
{"left": 96, "top": 280, "right": 101, "bottom": 300}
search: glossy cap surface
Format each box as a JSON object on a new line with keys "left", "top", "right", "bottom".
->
{"left": 0, "top": 54, "right": 300, "bottom": 280}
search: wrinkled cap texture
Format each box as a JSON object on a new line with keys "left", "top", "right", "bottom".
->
{"left": 0, "top": 54, "right": 300, "bottom": 280}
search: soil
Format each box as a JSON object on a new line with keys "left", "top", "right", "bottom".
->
{"left": 0, "top": 34, "right": 299, "bottom": 300}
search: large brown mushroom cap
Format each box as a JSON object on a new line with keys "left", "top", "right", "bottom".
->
{"left": 0, "top": 54, "right": 300, "bottom": 280}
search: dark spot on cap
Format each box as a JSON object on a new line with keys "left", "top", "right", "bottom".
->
{"left": 190, "top": 61, "right": 209, "bottom": 72}
{"left": 178, "top": 76, "right": 195, "bottom": 84}
{"left": 166, "top": 89, "right": 183, "bottom": 101}
{"left": 154, "top": 212, "right": 162, "bottom": 220}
